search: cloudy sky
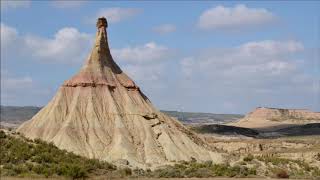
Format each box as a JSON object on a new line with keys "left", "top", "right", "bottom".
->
{"left": 1, "top": 1, "right": 319, "bottom": 114}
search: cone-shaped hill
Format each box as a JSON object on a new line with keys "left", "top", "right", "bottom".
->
{"left": 17, "top": 17, "right": 223, "bottom": 168}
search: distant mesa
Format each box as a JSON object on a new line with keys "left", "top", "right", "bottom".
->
{"left": 228, "top": 107, "right": 320, "bottom": 131}
{"left": 17, "top": 17, "right": 224, "bottom": 168}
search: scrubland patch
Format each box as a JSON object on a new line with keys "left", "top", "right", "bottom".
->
{"left": 1, "top": 130, "right": 319, "bottom": 179}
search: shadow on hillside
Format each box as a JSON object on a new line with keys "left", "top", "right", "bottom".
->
{"left": 268, "top": 123, "right": 320, "bottom": 137}
{"left": 191, "top": 124, "right": 260, "bottom": 138}
{"left": 253, "top": 124, "right": 300, "bottom": 132}
{"left": 193, "top": 123, "right": 320, "bottom": 138}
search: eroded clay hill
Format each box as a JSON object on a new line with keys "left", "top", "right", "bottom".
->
{"left": 17, "top": 17, "right": 223, "bottom": 168}
{"left": 229, "top": 107, "right": 320, "bottom": 130}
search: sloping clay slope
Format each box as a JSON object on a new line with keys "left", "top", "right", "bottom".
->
{"left": 17, "top": 17, "right": 223, "bottom": 168}
{"left": 229, "top": 107, "right": 320, "bottom": 130}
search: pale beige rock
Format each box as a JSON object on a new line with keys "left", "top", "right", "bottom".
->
{"left": 229, "top": 107, "right": 320, "bottom": 130}
{"left": 17, "top": 17, "right": 223, "bottom": 168}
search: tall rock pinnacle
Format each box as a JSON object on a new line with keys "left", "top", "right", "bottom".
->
{"left": 95, "top": 17, "right": 110, "bottom": 57}
{"left": 64, "top": 17, "right": 136, "bottom": 88}
{"left": 17, "top": 17, "right": 224, "bottom": 168}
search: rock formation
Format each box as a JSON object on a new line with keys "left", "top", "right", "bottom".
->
{"left": 229, "top": 107, "right": 320, "bottom": 130}
{"left": 17, "top": 17, "right": 223, "bottom": 168}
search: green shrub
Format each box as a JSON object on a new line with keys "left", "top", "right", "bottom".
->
{"left": 192, "top": 168, "right": 212, "bottom": 178}
{"left": 3, "top": 163, "right": 14, "bottom": 170}
{"left": 257, "top": 155, "right": 290, "bottom": 165}
{"left": 153, "top": 166, "right": 182, "bottom": 178}
{"left": 312, "top": 168, "right": 320, "bottom": 177}
{"left": 12, "top": 164, "right": 28, "bottom": 174}
{"left": 212, "top": 164, "right": 229, "bottom": 176}
{"left": 239, "top": 161, "right": 247, "bottom": 165}
{"left": 118, "top": 167, "right": 132, "bottom": 177}
{"left": 66, "top": 165, "right": 87, "bottom": 179}
{"left": 2, "top": 169, "right": 17, "bottom": 176}
{"left": 32, "top": 164, "right": 46, "bottom": 174}
{"left": 0, "top": 130, "right": 7, "bottom": 138}
{"left": 243, "top": 154, "right": 254, "bottom": 162}
{"left": 204, "top": 160, "right": 213, "bottom": 167}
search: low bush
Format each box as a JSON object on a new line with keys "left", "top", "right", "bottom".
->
{"left": 116, "top": 167, "right": 132, "bottom": 177}
{"left": 66, "top": 165, "right": 87, "bottom": 179}
{"left": 243, "top": 154, "right": 254, "bottom": 162}
{"left": 0, "top": 130, "right": 6, "bottom": 138}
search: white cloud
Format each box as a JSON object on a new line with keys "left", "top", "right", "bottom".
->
{"left": 1, "top": 23, "right": 92, "bottom": 64}
{"left": 123, "top": 64, "right": 165, "bottom": 82}
{"left": 51, "top": 1, "right": 86, "bottom": 9}
{"left": 88, "top": 7, "right": 141, "bottom": 24}
{"left": 1, "top": 23, "right": 316, "bottom": 112}
{"left": 239, "top": 40, "right": 304, "bottom": 56}
{"left": 112, "top": 42, "right": 174, "bottom": 84}
{"left": 1, "top": 23, "right": 27, "bottom": 62}
{"left": 1, "top": 0, "right": 30, "bottom": 10}
{"left": 198, "top": 4, "right": 276, "bottom": 30}
{"left": 25, "top": 28, "right": 92, "bottom": 63}
{"left": 112, "top": 42, "right": 172, "bottom": 64}
{"left": 1, "top": 23, "right": 18, "bottom": 47}
{"left": 153, "top": 24, "right": 176, "bottom": 34}
{"left": 109, "top": 39, "right": 314, "bottom": 113}
{"left": 181, "top": 40, "right": 303, "bottom": 79}
{"left": 180, "top": 40, "right": 307, "bottom": 95}
{"left": 175, "top": 40, "right": 316, "bottom": 112}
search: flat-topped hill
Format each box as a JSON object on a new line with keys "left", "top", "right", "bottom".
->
{"left": 229, "top": 107, "right": 320, "bottom": 130}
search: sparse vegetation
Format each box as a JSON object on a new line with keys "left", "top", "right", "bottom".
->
{"left": 147, "top": 160, "right": 257, "bottom": 178}
{"left": 1, "top": 130, "right": 319, "bottom": 179}
{"left": 0, "top": 130, "right": 257, "bottom": 178}
{"left": 243, "top": 154, "right": 254, "bottom": 162}
{"left": 256, "top": 155, "right": 320, "bottom": 178}
{"left": 0, "top": 130, "right": 116, "bottom": 178}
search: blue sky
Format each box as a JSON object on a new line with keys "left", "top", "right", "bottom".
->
{"left": 1, "top": 0, "right": 319, "bottom": 114}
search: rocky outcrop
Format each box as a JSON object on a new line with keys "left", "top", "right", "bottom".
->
{"left": 243, "top": 107, "right": 320, "bottom": 121}
{"left": 229, "top": 107, "right": 320, "bottom": 130}
{"left": 17, "top": 17, "right": 223, "bottom": 168}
